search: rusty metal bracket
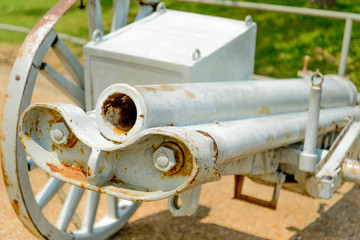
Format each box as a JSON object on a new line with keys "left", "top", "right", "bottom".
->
{"left": 234, "top": 175, "right": 284, "bottom": 210}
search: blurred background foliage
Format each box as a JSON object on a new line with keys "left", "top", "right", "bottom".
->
{"left": 0, "top": 0, "right": 359, "bottom": 86}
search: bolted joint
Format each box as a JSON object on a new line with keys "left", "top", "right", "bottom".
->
{"left": 50, "top": 122, "right": 70, "bottom": 145}
{"left": 153, "top": 146, "right": 177, "bottom": 173}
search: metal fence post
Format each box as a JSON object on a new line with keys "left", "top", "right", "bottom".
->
{"left": 339, "top": 18, "right": 353, "bottom": 76}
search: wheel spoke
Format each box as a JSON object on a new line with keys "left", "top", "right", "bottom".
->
{"left": 87, "top": 0, "right": 104, "bottom": 39}
{"left": 56, "top": 186, "right": 85, "bottom": 231}
{"left": 27, "top": 156, "right": 38, "bottom": 171}
{"left": 52, "top": 37, "right": 84, "bottom": 88}
{"left": 40, "top": 63, "right": 85, "bottom": 108}
{"left": 118, "top": 200, "right": 139, "bottom": 218}
{"left": 111, "top": 0, "right": 130, "bottom": 32}
{"left": 80, "top": 191, "right": 100, "bottom": 233}
{"left": 107, "top": 196, "right": 119, "bottom": 219}
{"left": 135, "top": 5, "right": 154, "bottom": 21}
{"left": 36, "top": 177, "right": 65, "bottom": 209}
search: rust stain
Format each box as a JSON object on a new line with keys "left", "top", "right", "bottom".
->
{"left": 184, "top": 90, "right": 195, "bottom": 99}
{"left": 158, "top": 85, "right": 179, "bottom": 92}
{"left": 350, "top": 168, "right": 358, "bottom": 175}
{"left": 110, "top": 176, "right": 124, "bottom": 184}
{"left": 284, "top": 132, "right": 292, "bottom": 140}
{"left": 24, "top": 131, "right": 31, "bottom": 140}
{"left": 102, "top": 93, "right": 136, "bottom": 135}
{"left": 11, "top": 199, "right": 20, "bottom": 215}
{"left": 141, "top": 86, "right": 157, "bottom": 92}
{"left": 255, "top": 106, "right": 271, "bottom": 115}
{"left": 87, "top": 166, "right": 92, "bottom": 176}
{"left": 196, "top": 130, "right": 218, "bottom": 160}
{"left": 46, "top": 162, "right": 88, "bottom": 183}
{"left": 46, "top": 162, "right": 61, "bottom": 173}
{"left": 140, "top": 114, "right": 144, "bottom": 119}
{"left": 156, "top": 141, "right": 193, "bottom": 178}
{"left": 1, "top": 158, "right": 13, "bottom": 187}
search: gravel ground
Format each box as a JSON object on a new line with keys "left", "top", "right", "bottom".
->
{"left": 1, "top": 44, "right": 360, "bottom": 240}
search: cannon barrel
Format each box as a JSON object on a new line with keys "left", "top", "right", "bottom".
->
{"left": 95, "top": 75, "right": 357, "bottom": 143}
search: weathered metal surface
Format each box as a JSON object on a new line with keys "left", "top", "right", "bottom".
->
{"left": 1, "top": 0, "right": 79, "bottom": 238}
{"left": 168, "top": 185, "right": 202, "bottom": 216}
{"left": 19, "top": 103, "right": 220, "bottom": 201}
{"left": 18, "top": 96, "right": 360, "bottom": 203}
{"left": 299, "top": 70, "right": 324, "bottom": 172}
{"left": 1, "top": 0, "right": 140, "bottom": 239}
{"left": 95, "top": 78, "right": 357, "bottom": 143}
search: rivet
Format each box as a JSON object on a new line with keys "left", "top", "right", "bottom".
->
{"left": 15, "top": 74, "right": 20, "bottom": 81}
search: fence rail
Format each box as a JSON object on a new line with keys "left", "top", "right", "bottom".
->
{"left": 0, "top": 23, "right": 87, "bottom": 45}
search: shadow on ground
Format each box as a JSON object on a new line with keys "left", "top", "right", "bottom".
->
{"left": 111, "top": 185, "right": 360, "bottom": 240}
{"left": 111, "top": 206, "right": 268, "bottom": 240}
{"left": 289, "top": 185, "right": 360, "bottom": 240}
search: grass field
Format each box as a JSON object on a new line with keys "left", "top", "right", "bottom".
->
{"left": 0, "top": 0, "right": 359, "bottom": 85}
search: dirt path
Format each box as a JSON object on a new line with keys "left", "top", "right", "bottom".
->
{"left": 1, "top": 44, "right": 360, "bottom": 240}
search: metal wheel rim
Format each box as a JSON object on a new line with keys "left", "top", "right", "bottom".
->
{"left": 1, "top": 0, "right": 139, "bottom": 239}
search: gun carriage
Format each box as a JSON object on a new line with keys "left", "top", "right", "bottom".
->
{"left": 2, "top": 0, "right": 360, "bottom": 239}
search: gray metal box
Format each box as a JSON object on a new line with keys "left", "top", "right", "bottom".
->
{"left": 84, "top": 10, "right": 257, "bottom": 108}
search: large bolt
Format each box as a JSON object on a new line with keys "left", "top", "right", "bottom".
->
{"left": 50, "top": 122, "right": 70, "bottom": 145}
{"left": 153, "top": 146, "right": 177, "bottom": 172}
{"left": 156, "top": 153, "right": 170, "bottom": 167}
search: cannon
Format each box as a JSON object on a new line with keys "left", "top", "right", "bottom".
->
{"left": 2, "top": 0, "right": 360, "bottom": 239}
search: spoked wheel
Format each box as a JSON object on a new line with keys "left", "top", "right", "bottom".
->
{"left": 1, "top": 0, "right": 147, "bottom": 239}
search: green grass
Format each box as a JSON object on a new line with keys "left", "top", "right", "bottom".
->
{"left": 1, "top": 0, "right": 360, "bottom": 85}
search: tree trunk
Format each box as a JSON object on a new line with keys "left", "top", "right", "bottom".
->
{"left": 310, "top": 0, "right": 336, "bottom": 8}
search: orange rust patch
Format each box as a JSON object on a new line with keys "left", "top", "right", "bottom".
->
{"left": 142, "top": 86, "right": 157, "bottom": 92}
{"left": 46, "top": 162, "right": 88, "bottom": 183}
{"left": 113, "top": 127, "right": 127, "bottom": 135}
{"left": 1, "top": 159, "right": 13, "bottom": 187}
{"left": 87, "top": 166, "right": 92, "bottom": 176}
{"left": 349, "top": 168, "right": 359, "bottom": 175}
{"left": 255, "top": 106, "right": 271, "bottom": 115}
{"left": 24, "top": 131, "right": 31, "bottom": 140}
{"left": 196, "top": 130, "right": 218, "bottom": 160}
{"left": 80, "top": 146, "right": 84, "bottom": 154}
{"left": 46, "top": 162, "right": 61, "bottom": 173}
{"left": 140, "top": 114, "right": 144, "bottom": 119}
{"left": 158, "top": 85, "right": 180, "bottom": 92}
{"left": 184, "top": 90, "right": 195, "bottom": 99}
{"left": 11, "top": 199, "right": 20, "bottom": 215}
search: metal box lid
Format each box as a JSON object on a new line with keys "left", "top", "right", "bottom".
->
{"left": 85, "top": 9, "right": 255, "bottom": 68}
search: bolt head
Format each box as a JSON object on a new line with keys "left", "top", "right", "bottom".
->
{"left": 153, "top": 146, "right": 177, "bottom": 172}
{"left": 50, "top": 122, "right": 70, "bottom": 145}
{"left": 156, "top": 154, "right": 170, "bottom": 167}
{"left": 52, "top": 129, "right": 64, "bottom": 142}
